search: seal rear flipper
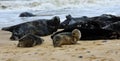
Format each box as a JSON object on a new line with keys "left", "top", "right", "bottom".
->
{"left": 1, "top": 25, "right": 17, "bottom": 32}
{"left": 2, "top": 27, "right": 10, "bottom": 31}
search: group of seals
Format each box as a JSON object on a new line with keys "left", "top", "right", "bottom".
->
{"left": 55, "top": 14, "right": 120, "bottom": 40}
{"left": 2, "top": 13, "right": 120, "bottom": 47}
{"left": 50, "top": 14, "right": 120, "bottom": 47}
{"left": 52, "top": 29, "right": 81, "bottom": 47}
{"left": 2, "top": 15, "right": 60, "bottom": 47}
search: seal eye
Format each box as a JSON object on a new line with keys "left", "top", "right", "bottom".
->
{"left": 72, "top": 33, "right": 77, "bottom": 37}
{"left": 72, "top": 33, "right": 75, "bottom": 35}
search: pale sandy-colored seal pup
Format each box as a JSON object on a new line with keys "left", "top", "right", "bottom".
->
{"left": 52, "top": 29, "right": 81, "bottom": 47}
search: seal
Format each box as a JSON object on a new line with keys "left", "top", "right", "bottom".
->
{"left": 51, "top": 29, "right": 81, "bottom": 47}
{"left": 59, "top": 14, "right": 88, "bottom": 29}
{"left": 17, "top": 34, "right": 44, "bottom": 47}
{"left": 59, "top": 14, "right": 120, "bottom": 29}
{"left": 2, "top": 16, "right": 60, "bottom": 40}
{"left": 19, "top": 12, "right": 36, "bottom": 17}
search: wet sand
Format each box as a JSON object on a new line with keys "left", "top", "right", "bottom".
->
{"left": 0, "top": 30, "right": 120, "bottom": 61}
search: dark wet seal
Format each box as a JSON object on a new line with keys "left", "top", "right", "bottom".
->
{"left": 2, "top": 16, "right": 60, "bottom": 40}
{"left": 19, "top": 12, "right": 36, "bottom": 17}
{"left": 59, "top": 14, "right": 120, "bottom": 29}
{"left": 59, "top": 14, "right": 88, "bottom": 29}
{"left": 17, "top": 34, "right": 44, "bottom": 47}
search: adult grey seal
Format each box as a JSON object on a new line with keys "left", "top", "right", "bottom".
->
{"left": 19, "top": 12, "right": 36, "bottom": 17}
{"left": 2, "top": 16, "right": 60, "bottom": 40}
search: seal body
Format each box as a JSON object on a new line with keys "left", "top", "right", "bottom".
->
{"left": 2, "top": 16, "right": 60, "bottom": 40}
{"left": 52, "top": 29, "right": 81, "bottom": 47}
{"left": 60, "top": 14, "right": 120, "bottom": 29}
{"left": 17, "top": 34, "right": 44, "bottom": 47}
{"left": 19, "top": 12, "right": 36, "bottom": 17}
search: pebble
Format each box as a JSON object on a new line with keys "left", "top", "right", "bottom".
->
{"left": 79, "top": 56, "right": 83, "bottom": 58}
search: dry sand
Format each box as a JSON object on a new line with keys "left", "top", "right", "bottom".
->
{"left": 0, "top": 30, "right": 120, "bottom": 61}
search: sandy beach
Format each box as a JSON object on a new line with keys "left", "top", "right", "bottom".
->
{"left": 0, "top": 30, "right": 120, "bottom": 61}
{"left": 0, "top": 0, "right": 120, "bottom": 61}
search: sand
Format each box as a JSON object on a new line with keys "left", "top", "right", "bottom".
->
{"left": 0, "top": 30, "right": 120, "bottom": 61}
